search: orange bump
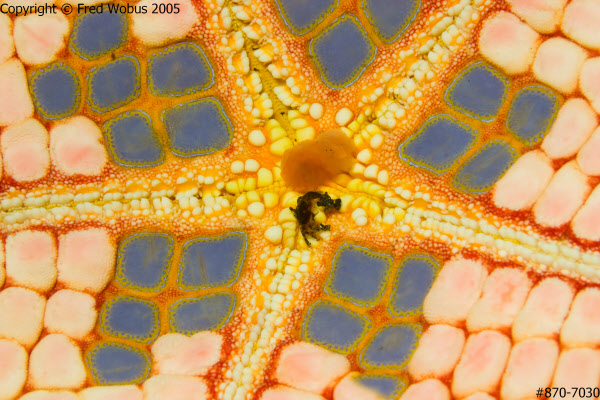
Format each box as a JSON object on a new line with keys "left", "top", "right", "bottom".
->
{"left": 579, "top": 57, "right": 600, "bottom": 114}
{"left": 478, "top": 12, "right": 540, "bottom": 75}
{"left": 78, "top": 385, "right": 143, "bottom": 400}
{"left": 0, "top": 14, "right": 14, "bottom": 65}
{"left": 500, "top": 338, "right": 558, "bottom": 400}
{"left": 131, "top": 0, "right": 197, "bottom": 47}
{"left": 452, "top": 331, "right": 511, "bottom": 398}
{"left": 44, "top": 289, "right": 97, "bottom": 340}
{"left": 541, "top": 98, "right": 598, "bottom": 160}
{"left": 13, "top": 14, "right": 69, "bottom": 66}
{"left": 261, "top": 385, "right": 326, "bottom": 400}
{"left": 333, "top": 373, "right": 386, "bottom": 400}
{"left": 533, "top": 161, "right": 590, "bottom": 228}
{"left": 18, "top": 390, "right": 78, "bottom": 400}
{"left": 142, "top": 375, "right": 209, "bottom": 400}
{"left": 408, "top": 324, "right": 465, "bottom": 381}
{"left": 6, "top": 230, "right": 57, "bottom": 293}
{"left": 0, "top": 287, "right": 45, "bottom": 348}
{"left": 400, "top": 379, "right": 450, "bottom": 400}
{"left": 561, "top": 0, "right": 600, "bottom": 51}
{"left": 1, "top": 118, "right": 50, "bottom": 182}
{"left": 281, "top": 129, "right": 356, "bottom": 192}
{"left": 506, "top": 0, "right": 567, "bottom": 33}
{"left": 464, "top": 393, "right": 496, "bottom": 400}
{"left": 466, "top": 268, "right": 531, "bottom": 332}
{"left": 275, "top": 341, "right": 350, "bottom": 394}
{"left": 0, "top": 58, "right": 33, "bottom": 127}
{"left": 28, "top": 334, "right": 86, "bottom": 390}
{"left": 0, "top": 339, "right": 27, "bottom": 400}
{"left": 0, "top": 239, "right": 4, "bottom": 289}
{"left": 151, "top": 331, "right": 223, "bottom": 376}
{"left": 512, "top": 278, "right": 574, "bottom": 342}
{"left": 572, "top": 183, "right": 600, "bottom": 241}
{"left": 533, "top": 38, "right": 588, "bottom": 94}
{"left": 552, "top": 348, "right": 600, "bottom": 388}
{"left": 49, "top": 116, "right": 108, "bottom": 177}
{"left": 560, "top": 288, "right": 600, "bottom": 347}
{"left": 492, "top": 150, "right": 554, "bottom": 211}
{"left": 423, "top": 258, "right": 488, "bottom": 326}
{"left": 56, "top": 228, "right": 116, "bottom": 294}
{"left": 577, "top": 126, "right": 600, "bottom": 176}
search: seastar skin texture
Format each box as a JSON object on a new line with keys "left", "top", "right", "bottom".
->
{"left": 0, "top": 0, "right": 600, "bottom": 399}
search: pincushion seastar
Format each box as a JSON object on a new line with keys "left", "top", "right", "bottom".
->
{"left": 0, "top": 0, "right": 599, "bottom": 399}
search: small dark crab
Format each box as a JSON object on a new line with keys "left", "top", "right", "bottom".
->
{"left": 290, "top": 191, "right": 341, "bottom": 246}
